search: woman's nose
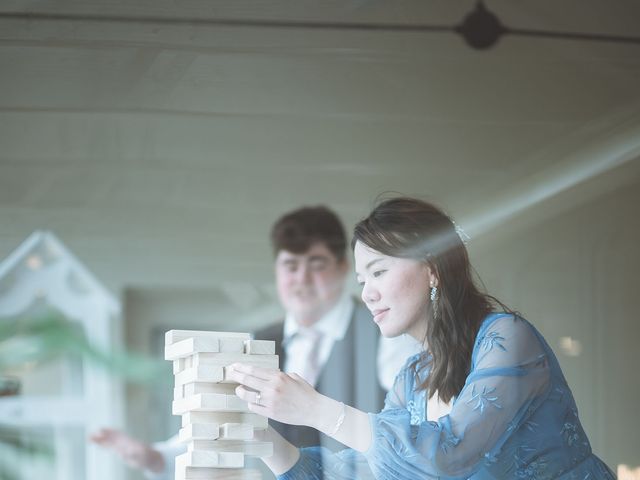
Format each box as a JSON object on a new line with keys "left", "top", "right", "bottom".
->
{"left": 361, "top": 283, "right": 379, "bottom": 304}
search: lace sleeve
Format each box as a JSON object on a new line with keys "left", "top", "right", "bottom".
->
{"left": 363, "top": 316, "right": 551, "bottom": 479}
{"left": 277, "top": 357, "right": 419, "bottom": 480}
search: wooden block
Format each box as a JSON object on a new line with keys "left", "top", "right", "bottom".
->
{"left": 216, "top": 338, "right": 247, "bottom": 354}
{"left": 183, "top": 383, "right": 237, "bottom": 397}
{"left": 191, "top": 353, "right": 278, "bottom": 369}
{"left": 166, "top": 337, "right": 220, "bottom": 360}
{"left": 174, "top": 386, "right": 184, "bottom": 401}
{"left": 220, "top": 423, "right": 254, "bottom": 440}
{"left": 224, "top": 394, "right": 247, "bottom": 411}
{"left": 176, "top": 450, "right": 244, "bottom": 469}
{"left": 244, "top": 340, "right": 276, "bottom": 355}
{"left": 179, "top": 423, "right": 220, "bottom": 442}
{"left": 187, "top": 440, "right": 273, "bottom": 457}
{"left": 174, "top": 358, "right": 186, "bottom": 374}
{"left": 176, "top": 467, "right": 261, "bottom": 480}
{"left": 179, "top": 423, "right": 254, "bottom": 442}
{"left": 175, "top": 366, "right": 226, "bottom": 385}
{"left": 182, "top": 411, "right": 268, "bottom": 430}
{"left": 166, "top": 337, "right": 247, "bottom": 360}
{"left": 166, "top": 330, "right": 250, "bottom": 346}
{"left": 173, "top": 394, "right": 249, "bottom": 415}
{"left": 178, "top": 422, "right": 253, "bottom": 442}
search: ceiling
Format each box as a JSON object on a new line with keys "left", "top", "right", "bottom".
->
{"left": 1, "top": 0, "right": 639, "bottom": 297}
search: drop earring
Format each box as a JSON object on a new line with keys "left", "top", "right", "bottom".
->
{"left": 430, "top": 282, "right": 438, "bottom": 319}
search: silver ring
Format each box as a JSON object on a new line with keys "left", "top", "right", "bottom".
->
{"left": 255, "top": 392, "right": 261, "bottom": 406}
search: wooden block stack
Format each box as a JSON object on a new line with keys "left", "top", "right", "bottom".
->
{"left": 165, "top": 330, "right": 278, "bottom": 480}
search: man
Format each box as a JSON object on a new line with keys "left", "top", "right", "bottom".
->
{"left": 91, "top": 205, "right": 420, "bottom": 478}
{"left": 255, "top": 206, "right": 385, "bottom": 451}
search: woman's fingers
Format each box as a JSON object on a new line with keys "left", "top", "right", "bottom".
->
{"left": 235, "top": 385, "right": 268, "bottom": 409}
{"left": 228, "top": 363, "right": 278, "bottom": 381}
{"left": 226, "top": 363, "right": 280, "bottom": 396}
{"left": 235, "top": 385, "right": 259, "bottom": 403}
{"left": 228, "top": 364, "right": 320, "bottom": 426}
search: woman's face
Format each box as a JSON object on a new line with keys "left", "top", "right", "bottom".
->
{"left": 354, "top": 241, "right": 436, "bottom": 342}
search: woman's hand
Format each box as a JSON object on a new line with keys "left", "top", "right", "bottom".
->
{"left": 226, "top": 363, "right": 324, "bottom": 429}
{"left": 227, "top": 363, "right": 373, "bottom": 453}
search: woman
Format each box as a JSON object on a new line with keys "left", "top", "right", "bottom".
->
{"left": 228, "top": 197, "right": 615, "bottom": 479}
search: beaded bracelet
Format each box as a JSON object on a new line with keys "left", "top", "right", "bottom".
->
{"left": 329, "top": 402, "right": 346, "bottom": 436}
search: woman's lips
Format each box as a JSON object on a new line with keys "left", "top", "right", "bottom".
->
{"left": 372, "top": 308, "right": 389, "bottom": 323}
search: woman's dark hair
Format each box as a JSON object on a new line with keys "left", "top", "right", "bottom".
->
{"left": 353, "top": 197, "right": 504, "bottom": 402}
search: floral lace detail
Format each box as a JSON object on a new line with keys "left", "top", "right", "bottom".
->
{"left": 406, "top": 397, "right": 425, "bottom": 425}
{"left": 512, "top": 445, "right": 535, "bottom": 469}
{"left": 515, "top": 458, "right": 549, "bottom": 479}
{"left": 512, "top": 444, "right": 551, "bottom": 479}
{"left": 561, "top": 422, "right": 580, "bottom": 446}
{"left": 341, "top": 314, "right": 616, "bottom": 480}
{"left": 481, "top": 331, "right": 507, "bottom": 352}
{"left": 466, "top": 385, "right": 502, "bottom": 414}
{"left": 551, "top": 386, "right": 565, "bottom": 401}
{"left": 483, "top": 451, "right": 499, "bottom": 466}
{"left": 560, "top": 407, "right": 591, "bottom": 454}
{"left": 565, "top": 472, "right": 593, "bottom": 480}
{"left": 440, "top": 428, "right": 461, "bottom": 454}
{"left": 506, "top": 419, "right": 518, "bottom": 432}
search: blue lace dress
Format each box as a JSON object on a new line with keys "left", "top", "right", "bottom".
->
{"left": 278, "top": 313, "right": 615, "bottom": 479}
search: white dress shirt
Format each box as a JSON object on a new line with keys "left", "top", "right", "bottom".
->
{"left": 282, "top": 290, "right": 354, "bottom": 386}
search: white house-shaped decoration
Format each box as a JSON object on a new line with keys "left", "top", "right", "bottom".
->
{"left": 0, "top": 231, "right": 124, "bottom": 480}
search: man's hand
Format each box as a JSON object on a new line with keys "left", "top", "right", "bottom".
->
{"left": 90, "top": 428, "right": 165, "bottom": 473}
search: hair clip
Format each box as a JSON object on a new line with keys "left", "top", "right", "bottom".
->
{"left": 453, "top": 221, "right": 470, "bottom": 245}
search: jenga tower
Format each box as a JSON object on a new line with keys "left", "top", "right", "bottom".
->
{"left": 165, "top": 330, "right": 278, "bottom": 480}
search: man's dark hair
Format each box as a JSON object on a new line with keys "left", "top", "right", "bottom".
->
{"left": 271, "top": 206, "right": 347, "bottom": 262}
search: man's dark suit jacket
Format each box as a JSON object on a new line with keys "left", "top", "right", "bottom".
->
{"left": 254, "top": 299, "right": 385, "bottom": 452}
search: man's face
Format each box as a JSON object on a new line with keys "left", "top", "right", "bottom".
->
{"left": 275, "top": 242, "right": 348, "bottom": 326}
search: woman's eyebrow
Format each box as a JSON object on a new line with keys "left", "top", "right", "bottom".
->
{"left": 365, "top": 258, "right": 383, "bottom": 270}
{"left": 354, "top": 257, "right": 382, "bottom": 276}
